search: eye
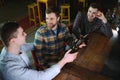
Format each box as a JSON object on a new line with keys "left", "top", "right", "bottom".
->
{"left": 88, "top": 10, "right": 91, "bottom": 13}
{"left": 50, "top": 18, "right": 54, "bottom": 20}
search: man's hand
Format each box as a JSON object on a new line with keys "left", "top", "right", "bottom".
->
{"left": 96, "top": 11, "right": 107, "bottom": 23}
{"left": 79, "top": 42, "right": 86, "bottom": 48}
{"left": 64, "top": 49, "right": 78, "bottom": 63}
{"left": 57, "top": 49, "right": 78, "bottom": 69}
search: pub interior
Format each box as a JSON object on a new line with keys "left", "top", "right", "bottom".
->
{"left": 0, "top": 0, "right": 120, "bottom": 80}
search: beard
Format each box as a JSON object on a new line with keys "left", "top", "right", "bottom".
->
{"left": 47, "top": 23, "right": 57, "bottom": 29}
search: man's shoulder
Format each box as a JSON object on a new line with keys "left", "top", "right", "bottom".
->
{"left": 77, "top": 11, "right": 86, "bottom": 17}
{"left": 37, "top": 25, "right": 47, "bottom": 33}
{"left": 37, "top": 25, "right": 46, "bottom": 30}
{"left": 59, "top": 23, "right": 67, "bottom": 28}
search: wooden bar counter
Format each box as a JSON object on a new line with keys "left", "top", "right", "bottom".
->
{"left": 53, "top": 32, "right": 114, "bottom": 80}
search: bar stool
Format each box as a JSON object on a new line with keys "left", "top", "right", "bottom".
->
{"left": 60, "top": 4, "right": 70, "bottom": 25}
{"left": 37, "top": 0, "right": 48, "bottom": 26}
{"left": 28, "top": 3, "right": 38, "bottom": 27}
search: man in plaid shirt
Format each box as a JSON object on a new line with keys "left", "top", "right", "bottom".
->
{"left": 34, "top": 6, "right": 72, "bottom": 68}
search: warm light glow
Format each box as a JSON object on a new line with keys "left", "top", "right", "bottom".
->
{"left": 112, "top": 29, "right": 118, "bottom": 38}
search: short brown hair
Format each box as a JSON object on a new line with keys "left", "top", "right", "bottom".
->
{"left": 0, "top": 21, "right": 19, "bottom": 46}
{"left": 89, "top": 3, "right": 101, "bottom": 11}
{"left": 45, "top": 6, "right": 60, "bottom": 17}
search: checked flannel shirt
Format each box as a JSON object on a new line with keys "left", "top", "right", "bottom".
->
{"left": 34, "top": 23, "right": 71, "bottom": 68}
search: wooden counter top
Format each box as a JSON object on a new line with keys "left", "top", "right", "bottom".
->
{"left": 54, "top": 32, "right": 114, "bottom": 80}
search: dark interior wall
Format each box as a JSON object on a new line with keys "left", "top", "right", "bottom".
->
{"left": 68, "top": 0, "right": 118, "bottom": 21}
{"left": 5, "top": 0, "right": 117, "bottom": 22}
{"left": 70, "top": 0, "right": 79, "bottom": 21}
{"left": 87, "top": 0, "right": 118, "bottom": 13}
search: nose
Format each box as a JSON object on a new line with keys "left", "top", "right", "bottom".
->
{"left": 89, "top": 12, "right": 94, "bottom": 17}
{"left": 46, "top": 19, "right": 51, "bottom": 23}
{"left": 24, "top": 32, "right": 27, "bottom": 36}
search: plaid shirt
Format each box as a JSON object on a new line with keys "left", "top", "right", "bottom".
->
{"left": 34, "top": 23, "right": 71, "bottom": 68}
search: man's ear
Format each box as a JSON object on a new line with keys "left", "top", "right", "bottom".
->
{"left": 9, "top": 38, "right": 15, "bottom": 44}
{"left": 57, "top": 16, "right": 60, "bottom": 22}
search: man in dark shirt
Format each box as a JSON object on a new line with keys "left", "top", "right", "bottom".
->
{"left": 73, "top": 3, "right": 113, "bottom": 47}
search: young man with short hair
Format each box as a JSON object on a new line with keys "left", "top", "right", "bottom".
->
{"left": 34, "top": 6, "right": 72, "bottom": 68}
{"left": 73, "top": 3, "right": 113, "bottom": 47}
{"left": 0, "top": 21, "right": 78, "bottom": 80}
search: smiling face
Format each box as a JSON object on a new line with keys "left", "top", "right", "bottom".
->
{"left": 46, "top": 12, "right": 60, "bottom": 29}
{"left": 87, "top": 6, "right": 98, "bottom": 22}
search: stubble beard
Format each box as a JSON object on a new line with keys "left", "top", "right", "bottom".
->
{"left": 47, "top": 23, "right": 57, "bottom": 29}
